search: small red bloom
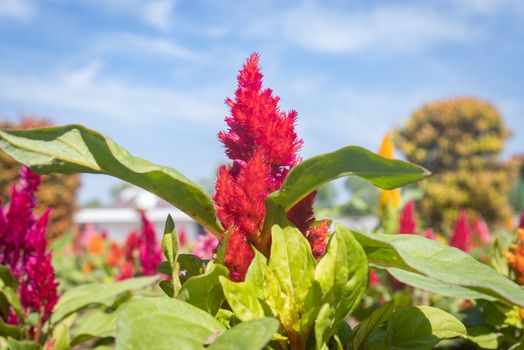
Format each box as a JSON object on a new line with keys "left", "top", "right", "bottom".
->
{"left": 138, "top": 211, "right": 162, "bottom": 276}
{"left": 369, "top": 270, "right": 380, "bottom": 287}
{"left": 399, "top": 201, "right": 417, "bottom": 235}
{"left": 519, "top": 211, "right": 524, "bottom": 230}
{"left": 449, "top": 210, "right": 471, "bottom": 252}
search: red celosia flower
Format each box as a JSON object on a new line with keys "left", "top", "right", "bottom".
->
{"left": 138, "top": 211, "right": 162, "bottom": 276}
{"left": 178, "top": 227, "right": 188, "bottom": 247}
{"left": 520, "top": 211, "right": 524, "bottom": 229}
{"left": 472, "top": 218, "right": 491, "bottom": 245}
{"left": 0, "top": 167, "right": 58, "bottom": 325}
{"left": 116, "top": 211, "right": 162, "bottom": 280}
{"left": 117, "top": 261, "right": 135, "bottom": 281}
{"left": 213, "top": 53, "right": 328, "bottom": 280}
{"left": 449, "top": 210, "right": 471, "bottom": 252}
{"left": 399, "top": 201, "right": 417, "bottom": 234}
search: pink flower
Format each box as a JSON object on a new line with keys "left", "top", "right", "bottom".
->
{"left": 449, "top": 210, "right": 471, "bottom": 252}
{"left": 0, "top": 167, "right": 58, "bottom": 325}
{"left": 178, "top": 227, "right": 188, "bottom": 247}
{"left": 472, "top": 218, "right": 491, "bottom": 245}
{"left": 369, "top": 270, "right": 380, "bottom": 287}
{"left": 213, "top": 53, "right": 328, "bottom": 280}
{"left": 399, "top": 201, "right": 417, "bottom": 235}
{"left": 192, "top": 232, "right": 219, "bottom": 260}
{"left": 423, "top": 228, "right": 436, "bottom": 240}
{"left": 520, "top": 211, "right": 524, "bottom": 230}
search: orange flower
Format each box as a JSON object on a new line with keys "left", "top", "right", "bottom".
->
{"left": 106, "top": 241, "right": 124, "bottom": 267}
{"left": 87, "top": 233, "right": 105, "bottom": 254}
{"left": 505, "top": 229, "right": 524, "bottom": 285}
{"left": 378, "top": 133, "right": 401, "bottom": 212}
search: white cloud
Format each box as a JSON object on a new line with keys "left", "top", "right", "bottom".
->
{"left": 0, "top": 64, "right": 225, "bottom": 125}
{"left": 142, "top": 0, "right": 175, "bottom": 30}
{"left": 246, "top": 2, "right": 479, "bottom": 54}
{"left": 0, "top": 0, "right": 36, "bottom": 22}
{"left": 93, "top": 33, "right": 203, "bottom": 62}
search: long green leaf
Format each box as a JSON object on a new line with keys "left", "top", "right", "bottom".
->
{"left": 51, "top": 276, "right": 158, "bottom": 324}
{"left": 352, "top": 230, "right": 524, "bottom": 307}
{"left": 386, "top": 306, "right": 467, "bottom": 349}
{"left": 386, "top": 268, "right": 496, "bottom": 301}
{"left": 314, "top": 224, "right": 368, "bottom": 329}
{"left": 349, "top": 301, "right": 394, "bottom": 350}
{"left": 115, "top": 297, "right": 224, "bottom": 350}
{"left": 266, "top": 146, "right": 429, "bottom": 211}
{"left": 207, "top": 318, "right": 279, "bottom": 350}
{"left": 0, "top": 125, "right": 222, "bottom": 236}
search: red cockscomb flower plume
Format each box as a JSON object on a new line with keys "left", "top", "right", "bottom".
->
{"left": 399, "top": 201, "right": 417, "bottom": 234}
{"left": 449, "top": 210, "right": 471, "bottom": 252}
{"left": 214, "top": 53, "right": 329, "bottom": 281}
{"left": 0, "top": 167, "right": 59, "bottom": 328}
{"left": 138, "top": 210, "right": 162, "bottom": 276}
{"left": 520, "top": 211, "right": 524, "bottom": 229}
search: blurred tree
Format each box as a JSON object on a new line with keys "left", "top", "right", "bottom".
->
{"left": 0, "top": 117, "right": 81, "bottom": 239}
{"left": 396, "top": 97, "right": 513, "bottom": 230}
{"left": 314, "top": 183, "right": 337, "bottom": 209}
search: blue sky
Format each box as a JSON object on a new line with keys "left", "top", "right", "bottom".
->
{"left": 0, "top": 0, "right": 523, "bottom": 204}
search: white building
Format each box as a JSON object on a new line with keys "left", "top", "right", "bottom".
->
{"left": 74, "top": 186, "right": 203, "bottom": 242}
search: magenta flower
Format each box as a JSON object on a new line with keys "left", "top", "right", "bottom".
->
{"left": 213, "top": 53, "right": 328, "bottom": 280}
{"left": 399, "top": 201, "right": 417, "bottom": 235}
{"left": 192, "top": 232, "right": 219, "bottom": 260}
{"left": 138, "top": 210, "right": 162, "bottom": 276}
{"left": 449, "top": 210, "right": 471, "bottom": 252}
{"left": 0, "top": 167, "right": 58, "bottom": 330}
{"left": 520, "top": 211, "right": 524, "bottom": 230}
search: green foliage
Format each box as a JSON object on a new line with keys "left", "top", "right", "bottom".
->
{"left": 207, "top": 318, "right": 279, "bottom": 350}
{"left": 115, "top": 297, "right": 225, "bottom": 350}
{"left": 0, "top": 125, "right": 222, "bottom": 236}
{"left": 352, "top": 231, "right": 524, "bottom": 307}
{"left": 396, "top": 97, "right": 513, "bottom": 228}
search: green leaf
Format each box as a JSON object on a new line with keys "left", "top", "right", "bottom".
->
{"left": 386, "top": 306, "right": 467, "bottom": 349}
{"left": 219, "top": 276, "right": 264, "bottom": 322}
{"left": 158, "top": 280, "right": 174, "bottom": 297}
{"left": 269, "top": 225, "right": 316, "bottom": 307}
{"left": 51, "top": 276, "right": 157, "bottom": 324}
{"left": 0, "top": 319, "right": 22, "bottom": 339}
{"left": 207, "top": 317, "right": 279, "bottom": 350}
{"left": 177, "top": 264, "right": 228, "bottom": 316}
{"left": 5, "top": 338, "right": 42, "bottom": 350}
{"left": 352, "top": 230, "right": 524, "bottom": 307}
{"left": 49, "top": 314, "right": 75, "bottom": 350}
{"left": 71, "top": 309, "right": 119, "bottom": 346}
{"left": 178, "top": 254, "right": 206, "bottom": 283}
{"left": 349, "top": 301, "right": 394, "bottom": 350}
{"left": 315, "top": 224, "right": 368, "bottom": 329}
{"left": 160, "top": 214, "right": 182, "bottom": 296}
{"left": 386, "top": 268, "right": 496, "bottom": 301}
{"left": 245, "top": 249, "right": 267, "bottom": 299}
{"left": 214, "top": 228, "right": 232, "bottom": 265}
{"left": 0, "top": 266, "right": 16, "bottom": 290}
{"left": 0, "top": 287, "right": 23, "bottom": 322}
{"left": 466, "top": 326, "right": 499, "bottom": 350}
{"left": 115, "top": 297, "right": 224, "bottom": 350}
{"left": 266, "top": 146, "right": 429, "bottom": 212}
{"left": 314, "top": 303, "right": 335, "bottom": 350}
{"left": 161, "top": 214, "right": 177, "bottom": 265}
{"left": 0, "top": 125, "right": 222, "bottom": 236}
